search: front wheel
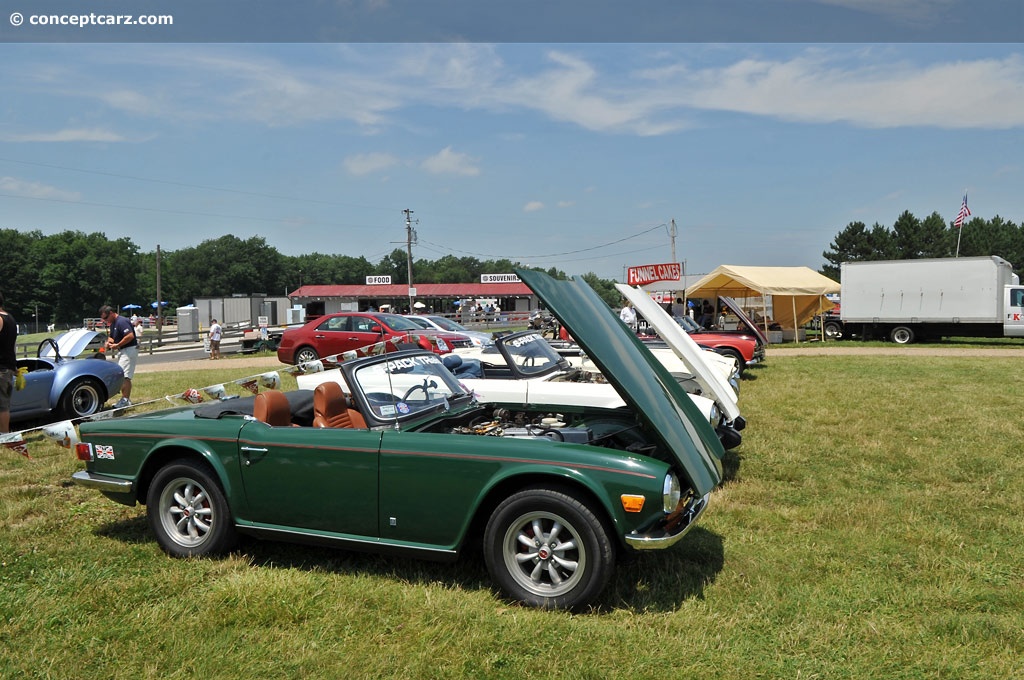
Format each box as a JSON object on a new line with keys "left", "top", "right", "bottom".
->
{"left": 823, "top": 321, "right": 843, "bottom": 340}
{"left": 147, "top": 461, "right": 236, "bottom": 557}
{"left": 484, "top": 488, "right": 614, "bottom": 611}
{"left": 890, "top": 326, "right": 915, "bottom": 345}
{"left": 59, "top": 378, "right": 104, "bottom": 419}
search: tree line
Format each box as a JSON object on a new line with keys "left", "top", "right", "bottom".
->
{"left": 8, "top": 209, "right": 1008, "bottom": 327}
{"left": 0, "top": 230, "right": 620, "bottom": 327}
{"left": 821, "top": 211, "right": 1024, "bottom": 281}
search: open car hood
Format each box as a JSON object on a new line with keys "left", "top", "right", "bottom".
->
{"left": 719, "top": 296, "right": 768, "bottom": 346}
{"left": 39, "top": 329, "right": 106, "bottom": 359}
{"left": 517, "top": 269, "right": 723, "bottom": 495}
{"left": 616, "top": 284, "right": 741, "bottom": 425}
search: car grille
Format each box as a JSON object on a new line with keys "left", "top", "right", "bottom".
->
{"left": 448, "top": 338, "right": 474, "bottom": 348}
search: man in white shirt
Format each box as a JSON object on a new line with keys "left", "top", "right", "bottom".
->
{"left": 209, "top": 318, "right": 223, "bottom": 360}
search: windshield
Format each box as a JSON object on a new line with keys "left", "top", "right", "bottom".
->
{"left": 674, "top": 315, "right": 702, "bottom": 333}
{"left": 404, "top": 316, "right": 434, "bottom": 329}
{"left": 375, "top": 314, "right": 424, "bottom": 331}
{"left": 353, "top": 352, "right": 470, "bottom": 421}
{"left": 500, "top": 332, "right": 566, "bottom": 377}
{"left": 426, "top": 316, "right": 468, "bottom": 332}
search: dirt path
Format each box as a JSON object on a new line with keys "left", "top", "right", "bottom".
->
{"left": 767, "top": 344, "right": 1024, "bottom": 357}
{"left": 134, "top": 342, "right": 1024, "bottom": 375}
{"left": 134, "top": 356, "right": 289, "bottom": 374}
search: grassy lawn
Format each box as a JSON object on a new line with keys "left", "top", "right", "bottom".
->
{"left": 2, "top": 355, "right": 1023, "bottom": 678}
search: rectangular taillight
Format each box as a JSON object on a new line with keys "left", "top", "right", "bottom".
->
{"left": 75, "top": 442, "right": 93, "bottom": 462}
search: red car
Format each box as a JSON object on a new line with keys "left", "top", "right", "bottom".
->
{"left": 276, "top": 312, "right": 472, "bottom": 365}
{"left": 671, "top": 315, "right": 764, "bottom": 370}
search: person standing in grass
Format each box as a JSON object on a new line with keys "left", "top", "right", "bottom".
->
{"left": 0, "top": 290, "right": 17, "bottom": 433}
{"left": 100, "top": 305, "right": 137, "bottom": 408}
{"left": 209, "top": 318, "right": 223, "bottom": 360}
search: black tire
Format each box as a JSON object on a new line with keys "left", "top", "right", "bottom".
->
{"left": 58, "top": 377, "right": 104, "bottom": 419}
{"left": 294, "top": 346, "right": 320, "bottom": 365}
{"left": 823, "top": 321, "right": 843, "bottom": 340}
{"left": 890, "top": 326, "right": 915, "bottom": 345}
{"left": 146, "top": 461, "right": 236, "bottom": 557}
{"left": 484, "top": 487, "right": 614, "bottom": 611}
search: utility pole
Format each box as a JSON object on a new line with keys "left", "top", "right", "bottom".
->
{"left": 155, "top": 245, "right": 163, "bottom": 346}
{"left": 670, "top": 218, "right": 677, "bottom": 265}
{"left": 403, "top": 209, "right": 416, "bottom": 312}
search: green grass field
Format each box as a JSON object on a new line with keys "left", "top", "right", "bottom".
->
{"left": 2, "top": 354, "right": 1023, "bottom": 678}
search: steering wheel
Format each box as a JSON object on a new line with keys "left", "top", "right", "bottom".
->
{"left": 402, "top": 379, "right": 438, "bottom": 401}
{"left": 37, "top": 337, "right": 62, "bottom": 361}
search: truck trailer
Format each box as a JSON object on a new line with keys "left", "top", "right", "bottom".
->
{"left": 824, "top": 256, "right": 1024, "bottom": 344}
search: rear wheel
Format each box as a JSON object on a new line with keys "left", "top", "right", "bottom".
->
{"left": 147, "top": 461, "right": 236, "bottom": 557}
{"left": 294, "top": 346, "right": 320, "bottom": 365}
{"left": 484, "top": 487, "right": 614, "bottom": 611}
{"left": 58, "top": 377, "right": 104, "bottom": 419}
{"left": 890, "top": 326, "right": 915, "bottom": 344}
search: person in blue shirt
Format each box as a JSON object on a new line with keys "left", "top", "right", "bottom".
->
{"left": 100, "top": 305, "right": 137, "bottom": 408}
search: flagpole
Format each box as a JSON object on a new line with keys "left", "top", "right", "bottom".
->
{"left": 954, "top": 190, "right": 970, "bottom": 258}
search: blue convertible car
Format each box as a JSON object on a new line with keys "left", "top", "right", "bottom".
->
{"left": 12, "top": 330, "right": 125, "bottom": 424}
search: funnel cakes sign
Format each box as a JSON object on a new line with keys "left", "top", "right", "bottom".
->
{"left": 627, "top": 263, "right": 681, "bottom": 286}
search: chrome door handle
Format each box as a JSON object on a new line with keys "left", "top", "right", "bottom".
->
{"left": 241, "top": 446, "right": 268, "bottom": 453}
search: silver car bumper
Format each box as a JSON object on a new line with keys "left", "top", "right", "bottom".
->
{"left": 72, "top": 470, "right": 133, "bottom": 494}
{"left": 625, "top": 491, "right": 710, "bottom": 550}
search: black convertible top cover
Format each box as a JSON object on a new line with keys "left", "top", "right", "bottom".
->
{"left": 193, "top": 389, "right": 315, "bottom": 427}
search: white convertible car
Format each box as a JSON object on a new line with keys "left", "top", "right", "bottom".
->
{"left": 451, "top": 328, "right": 743, "bottom": 450}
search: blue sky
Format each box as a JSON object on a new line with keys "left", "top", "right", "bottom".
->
{"left": 1, "top": 37, "right": 1022, "bottom": 280}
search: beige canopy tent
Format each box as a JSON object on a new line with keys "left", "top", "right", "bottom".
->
{"left": 685, "top": 265, "right": 840, "bottom": 342}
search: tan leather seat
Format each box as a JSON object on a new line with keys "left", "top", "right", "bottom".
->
{"left": 253, "top": 390, "right": 292, "bottom": 426}
{"left": 313, "top": 382, "right": 367, "bottom": 429}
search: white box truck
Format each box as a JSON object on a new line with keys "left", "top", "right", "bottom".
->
{"left": 823, "top": 256, "right": 1024, "bottom": 344}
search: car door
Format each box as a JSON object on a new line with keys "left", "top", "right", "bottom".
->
{"left": 344, "top": 314, "right": 391, "bottom": 353}
{"left": 11, "top": 359, "right": 56, "bottom": 420}
{"left": 309, "top": 315, "right": 355, "bottom": 358}
{"left": 237, "top": 420, "right": 382, "bottom": 536}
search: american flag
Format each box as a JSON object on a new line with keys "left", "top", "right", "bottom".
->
{"left": 954, "top": 193, "right": 971, "bottom": 228}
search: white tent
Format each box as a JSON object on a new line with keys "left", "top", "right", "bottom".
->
{"left": 685, "top": 265, "right": 840, "bottom": 342}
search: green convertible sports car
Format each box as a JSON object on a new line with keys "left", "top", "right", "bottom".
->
{"left": 72, "top": 269, "right": 724, "bottom": 610}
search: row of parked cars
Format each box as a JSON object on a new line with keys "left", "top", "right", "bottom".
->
{"left": 70, "top": 271, "right": 767, "bottom": 611}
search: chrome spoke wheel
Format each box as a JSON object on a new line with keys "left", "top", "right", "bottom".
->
{"left": 159, "top": 477, "right": 216, "bottom": 549}
{"left": 502, "top": 510, "right": 586, "bottom": 598}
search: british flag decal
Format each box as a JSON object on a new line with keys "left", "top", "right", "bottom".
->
{"left": 95, "top": 445, "right": 115, "bottom": 460}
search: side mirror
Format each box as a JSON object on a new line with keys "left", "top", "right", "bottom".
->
{"left": 370, "top": 324, "right": 383, "bottom": 334}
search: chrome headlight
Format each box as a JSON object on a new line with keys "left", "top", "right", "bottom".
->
{"left": 662, "top": 472, "right": 682, "bottom": 514}
{"left": 708, "top": 402, "right": 720, "bottom": 427}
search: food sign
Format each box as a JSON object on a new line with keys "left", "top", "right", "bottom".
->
{"left": 627, "top": 263, "right": 681, "bottom": 287}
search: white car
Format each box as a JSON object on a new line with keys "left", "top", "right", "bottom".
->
{"left": 405, "top": 315, "right": 494, "bottom": 348}
{"left": 454, "top": 330, "right": 743, "bottom": 450}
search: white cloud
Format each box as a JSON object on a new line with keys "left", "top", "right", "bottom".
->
{"left": 1, "top": 128, "right": 126, "bottom": 142}
{"left": 421, "top": 146, "right": 480, "bottom": 176}
{"left": 0, "top": 176, "right": 81, "bottom": 201}
{"left": 523, "top": 201, "right": 544, "bottom": 212}
{"left": 556, "top": 200, "right": 574, "bottom": 208}
{"left": 17, "top": 44, "right": 1024, "bottom": 143}
{"left": 802, "top": 0, "right": 956, "bottom": 22}
{"left": 693, "top": 53, "right": 1024, "bottom": 129}
{"left": 344, "top": 152, "right": 399, "bottom": 176}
